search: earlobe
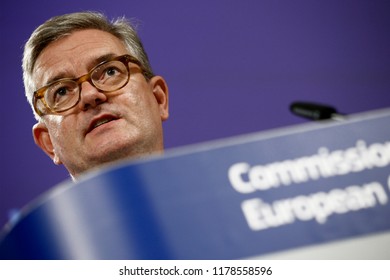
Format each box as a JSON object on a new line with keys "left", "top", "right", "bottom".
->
{"left": 151, "top": 76, "right": 169, "bottom": 121}
{"left": 32, "top": 122, "right": 62, "bottom": 165}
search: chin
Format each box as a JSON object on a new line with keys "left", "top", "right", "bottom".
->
{"left": 90, "top": 142, "right": 151, "bottom": 165}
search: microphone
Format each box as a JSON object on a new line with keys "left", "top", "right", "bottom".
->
{"left": 290, "top": 101, "right": 345, "bottom": 121}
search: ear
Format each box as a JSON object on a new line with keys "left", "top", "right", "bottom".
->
{"left": 150, "top": 76, "right": 169, "bottom": 121}
{"left": 32, "top": 121, "right": 62, "bottom": 165}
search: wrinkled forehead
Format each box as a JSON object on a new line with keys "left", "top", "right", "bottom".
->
{"left": 32, "top": 29, "right": 129, "bottom": 89}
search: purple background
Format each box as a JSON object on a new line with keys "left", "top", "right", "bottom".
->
{"left": 1, "top": 0, "right": 389, "bottom": 228}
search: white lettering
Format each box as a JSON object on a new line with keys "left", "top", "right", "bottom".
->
{"left": 229, "top": 140, "right": 390, "bottom": 193}
{"left": 228, "top": 162, "right": 254, "bottom": 193}
{"left": 241, "top": 181, "right": 388, "bottom": 231}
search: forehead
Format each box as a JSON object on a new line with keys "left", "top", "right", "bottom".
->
{"left": 33, "top": 29, "right": 129, "bottom": 86}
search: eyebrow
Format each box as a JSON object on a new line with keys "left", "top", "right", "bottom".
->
{"left": 44, "top": 53, "right": 119, "bottom": 86}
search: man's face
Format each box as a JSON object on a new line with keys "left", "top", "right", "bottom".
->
{"left": 32, "top": 29, "right": 169, "bottom": 177}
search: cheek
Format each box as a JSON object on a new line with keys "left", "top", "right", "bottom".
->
{"left": 120, "top": 82, "right": 156, "bottom": 113}
{"left": 45, "top": 118, "right": 78, "bottom": 149}
{"left": 44, "top": 117, "right": 62, "bottom": 141}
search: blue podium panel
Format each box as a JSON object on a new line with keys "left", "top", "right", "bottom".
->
{"left": 1, "top": 109, "right": 390, "bottom": 259}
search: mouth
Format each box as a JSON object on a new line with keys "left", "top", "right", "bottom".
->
{"left": 86, "top": 114, "right": 119, "bottom": 135}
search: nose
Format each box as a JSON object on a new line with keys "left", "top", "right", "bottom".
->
{"left": 78, "top": 81, "right": 108, "bottom": 111}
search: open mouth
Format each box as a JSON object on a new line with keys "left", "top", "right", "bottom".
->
{"left": 87, "top": 115, "right": 119, "bottom": 134}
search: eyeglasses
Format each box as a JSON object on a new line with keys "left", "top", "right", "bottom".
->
{"left": 33, "top": 54, "right": 150, "bottom": 116}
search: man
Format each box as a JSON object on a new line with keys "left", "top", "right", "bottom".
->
{"left": 22, "top": 12, "right": 169, "bottom": 179}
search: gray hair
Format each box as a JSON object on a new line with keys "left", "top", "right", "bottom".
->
{"left": 22, "top": 11, "right": 154, "bottom": 119}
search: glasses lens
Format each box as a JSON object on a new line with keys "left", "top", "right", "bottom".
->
{"left": 45, "top": 80, "right": 79, "bottom": 112}
{"left": 91, "top": 60, "right": 129, "bottom": 91}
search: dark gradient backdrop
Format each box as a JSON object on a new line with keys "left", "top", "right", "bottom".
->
{"left": 1, "top": 0, "right": 389, "bottom": 227}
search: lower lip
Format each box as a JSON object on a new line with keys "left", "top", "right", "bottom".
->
{"left": 87, "top": 119, "right": 119, "bottom": 136}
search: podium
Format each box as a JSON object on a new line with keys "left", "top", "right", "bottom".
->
{"left": 1, "top": 109, "right": 390, "bottom": 259}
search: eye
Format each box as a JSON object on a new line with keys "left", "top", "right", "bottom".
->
{"left": 52, "top": 84, "right": 72, "bottom": 101}
{"left": 105, "top": 67, "right": 119, "bottom": 77}
{"left": 93, "top": 61, "right": 127, "bottom": 85}
{"left": 45, "top": 81, "right": 77, "bottom": 108}
{"left": 50, "top": 86, "right": 71, "bottom": 107}
{"left": 55, "top": 87, "right": 68, "bottom": 96}
{"left": 98, "top": 66, "right": 122, "bottom": 82}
